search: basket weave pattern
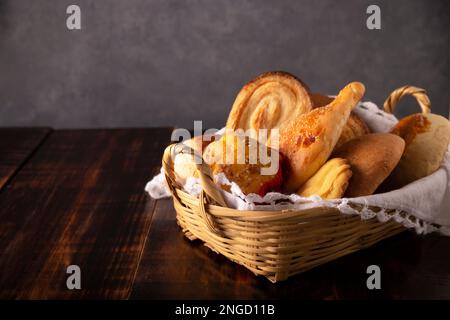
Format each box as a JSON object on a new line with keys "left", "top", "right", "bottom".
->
{"left": 163, "top": 86, "right": 429, "bottom": 282}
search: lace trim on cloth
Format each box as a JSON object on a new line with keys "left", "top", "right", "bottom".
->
{"left": 211, "top": 172, "right": 446, "bottom": 235}
{"left": 145, "top": 100, "right": 450, "bottom": 236}
{"left": 146, "top": 170, "right": 447, "bottom": 235}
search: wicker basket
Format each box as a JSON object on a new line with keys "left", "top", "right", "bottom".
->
{"left": 162, "top": 86, "right": 431, "bottom": 282}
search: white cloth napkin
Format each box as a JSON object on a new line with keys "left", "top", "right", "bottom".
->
{"left": 145, "top": 100, "right": 450, "bottom": 235}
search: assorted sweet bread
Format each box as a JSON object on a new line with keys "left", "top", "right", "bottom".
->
{"left": 279, "top": 81, "right": 365, "bottom": 191}
{"left": 333, "top": 133, "right": 405, "bottom": 197}
{"left": 203, "top": 133, "right": 284, "bottom": 196}
{"left": 387, "top": 113, "right": 450, "bottom": 189}
{"left": 311, "top": 92, "right": 371, "bottom": 149}
{"left": 226, "top": 71, "right": 313, "bottom": 140}
{"left": 296, "top": 158, "right": 352, "bottom": 199}
{"left": 179, "top": 71, "right": 449, "bottom": 199}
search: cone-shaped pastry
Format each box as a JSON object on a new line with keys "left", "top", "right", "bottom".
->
{"left": 226, "top": 71, "right": 313, "bottom": 138}
{"left": 311, "top": 92, "right": 371, "bottom": 150}
{"left": 280, "top": 82, "right": 365, "bottom": 192}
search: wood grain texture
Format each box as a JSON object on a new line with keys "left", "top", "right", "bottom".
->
{"left": 0, "top": 128, "right": 51, "bottom": 190}
{"left": 131, "top": 200, "right": 338, "bottom": 300}
{"left": 0, "top": 128, "right": 172, "bottom": 299}
{"left": 1, "top": 128, "right": 449, "bottom": 300}
{"left": 131, "top": 200, "right": 450, "bottom": 300}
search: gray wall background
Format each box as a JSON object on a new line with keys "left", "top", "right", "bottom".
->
{"left": 0, "top": 0, "right": 449, "bottom": 129}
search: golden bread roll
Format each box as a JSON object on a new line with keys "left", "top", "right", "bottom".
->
{"left": 280, "top": 82, "right": 365, "bottom": 192}
{"left": 335, "top": 113, "right": 371, "bottom": 149}
{"left": 173, "top": 135, "right": 212, "bottom": 185}
{"left": 203, "top": 134, "right": 283, "bottom": 196}
{"left": 388, "top": 113, "right": 450, "bottom": 188}
{"left": 226, "top": 71, "right": 313, "bottom": 139}
{"left": 297, "top": 158, "right": 352, "bottom": 199}
{"left": 333, "top": 133, "right": 405, "bottom": 197}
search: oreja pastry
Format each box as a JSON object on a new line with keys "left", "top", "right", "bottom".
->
{"left": 297, "top": 158, "right": 352, "bottom": 199}
{"left": 203, "top": 133, "right": 283, "bottom": 196}
{"left": 226, "top": 71, "right": 313, "bottom": 139}
{"left": 335, "top": 113, "right": 371, "bottom": 150}
{"left": 280, "top": 82, "right": 365, "bottom": 192}
{"left": 333, "top": 133, "right": 405, "bottom": 197}
{"left": 388, "top": 113, "right": 450, "bottom": 188}
{"left": 173, "top": 135, "right": 213, "bottom": 185}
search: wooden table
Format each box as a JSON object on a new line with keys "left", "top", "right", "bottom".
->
{"left": 0, "top": 127, "right": 449, "bottom": 299}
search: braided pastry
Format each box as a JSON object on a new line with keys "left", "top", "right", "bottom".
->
{"left": 297, "top": 158, "right": 352, "bottom": 199}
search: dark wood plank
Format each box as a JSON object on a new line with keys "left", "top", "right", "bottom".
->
{"left": 332, "top": 232, "right": 450, "bottom": 299}
{"left": 131, "top": 199, "right": 450, "bottom": 299}
{"left": 0, "top": 128, "right": 51, "bottom": 190}
{"left": 131, "top": 200, "right": 337, "bottom": 299}
{"left": 0, "top": 128, "right": 173, "bottom": 299}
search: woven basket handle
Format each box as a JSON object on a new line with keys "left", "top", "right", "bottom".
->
{"left": 383, "top": 85, "right": 431, "bottom": 114}
{"left": 162, "top": 143, "right": 227, "bottom": 234}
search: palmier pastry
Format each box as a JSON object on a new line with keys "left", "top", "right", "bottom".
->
{"left": 280, "top": 82, "right": 365, "bottom": 192}
{"left": 226, "top": 71, "right": 313, "bottom": 139}
{"left": 203, "top": 133, "right": 283, "bottom": 196}
{"left": 388, "top": 113, "right": 450, "bottom": 188}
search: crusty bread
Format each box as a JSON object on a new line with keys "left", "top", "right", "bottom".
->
{"left": 226, "top": 71, "right": 313, "bottom": 139}
{"left": 280, "top": 82, "right": 365, "bottom": 192}
{"left": 203, "top": 134, "right": 283, "bottom": 196}
{"left": 333, "top": 133, "right": 405, "bottom": 197}
{"left": 388, "top": 113, "right": 450, "bottom": 188}
{"left": 297, "top": 158, "right": 352, "bottom": 199}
